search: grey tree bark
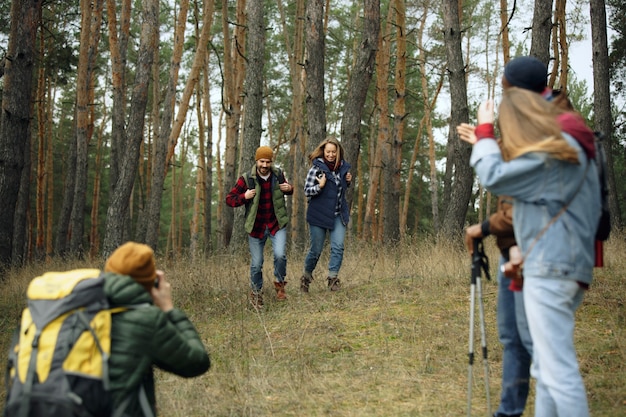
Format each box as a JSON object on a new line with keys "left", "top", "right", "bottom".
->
{"left": 55, "top": 131, "right": 77, "bottom": 258}
{"left": 231, "top": 0, "right": 266, "bottom": 250}
{"left": 12, "top": 108, "right": 33, "bottom": 266}
{"left": 305, "top": 0, "right": 326, "bottom": 149}
{"left": 144, "top": 0, "right": 189, "bottom": 250}
{"left": 590, "top": 0, "right": 621, "bottom": 228}
{"left": 102, "top": 0, "right": 159, "bottom": 256}
{"left": 0, "top": 0, "right": 42, "bottom": 267}
{"left": 341, "top": 0, "right": 380, "bottom": 212}
{"left": 529, "top": 0, "right": 553, "bottom": 64}
{"left": 70, "top": 0, "right": 104, "bottom": 256}
{"left": 440, "top": 0, "right": 473, "bottom": 240}
{"left": 384, "top": 0, "right": 406, "bottom": 243}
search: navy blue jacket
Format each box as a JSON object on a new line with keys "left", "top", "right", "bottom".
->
{"left": 304, "top": 158, "right": 351, "bottom": 229}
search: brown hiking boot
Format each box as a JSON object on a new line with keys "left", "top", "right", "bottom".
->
{"left": 250, "top": 291, "right": 264, "bottom": 309}
{"left": 274, "top": 281, "right": 287, "bottom": 301}
{"left": 328, "top": 277, "right": 341, "bottom": 291}
{"left": 300, "top": 275, "right": 313, "bottom": 293}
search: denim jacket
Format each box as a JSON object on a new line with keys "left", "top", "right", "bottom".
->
{"left": 470, "top": 132, "right": 600, "bottom": 285}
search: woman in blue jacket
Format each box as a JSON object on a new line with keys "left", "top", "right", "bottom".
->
{"left": 301, "top": 136, "right": 352, "bottom": 292}
{"left": 459, "top": 88, "right": 600, "bottom": 417}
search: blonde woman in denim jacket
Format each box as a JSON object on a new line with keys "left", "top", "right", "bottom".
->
{"left": 458, "top": 88, "right": 600, "bottom": 417}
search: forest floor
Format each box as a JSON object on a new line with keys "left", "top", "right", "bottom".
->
{"left": 0, "top": 235, "right": 624, "bottom": 416}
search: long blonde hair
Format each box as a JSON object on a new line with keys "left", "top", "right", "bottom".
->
{"left": 498, "top": 88, "right": 580, "bottom": 163}
{"left": 309, "top": 136, "right": 345, "bottom": 170}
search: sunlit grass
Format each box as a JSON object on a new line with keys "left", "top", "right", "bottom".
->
{"left": 0, "top": 235, "right": 624, "bottom": 416}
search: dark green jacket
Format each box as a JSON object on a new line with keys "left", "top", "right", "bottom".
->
{"left": 104, "top": 273, "right": 210, "bottom": 416}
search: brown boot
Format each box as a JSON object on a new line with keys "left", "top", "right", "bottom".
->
{"left": 328, "top": 277, "right": 341, "bottom": 291}
{"left": 250, "top": 291, "right": 264, "bottom": 309}
{"left": 300, "top": 274, "right": 313, "bottom": 293}
{"left": 274, "top": 281, "right": 287, "bottom": 301}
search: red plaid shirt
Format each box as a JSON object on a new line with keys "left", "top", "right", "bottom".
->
{"left": 226, "top": 174, "right": 280, "bottom": 238}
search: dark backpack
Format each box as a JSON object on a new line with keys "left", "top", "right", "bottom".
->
{"left": 4, "top": 270, "right": 152, "bottom": 417}
{"left": 594, "top": 133, "right": 611, "bottom": 241}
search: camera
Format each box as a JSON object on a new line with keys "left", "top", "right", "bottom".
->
{"left": 316, "top": 171, "right": 324, "bottom": 179}
{"left": 501, "top": 261, "right": 523, "bottom": 280}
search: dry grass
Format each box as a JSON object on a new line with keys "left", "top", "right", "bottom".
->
{"left": 0, "top": 236, "right": 624, "bottom": 416}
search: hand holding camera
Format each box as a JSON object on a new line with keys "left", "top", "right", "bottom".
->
{"left": 151, "top": 270, "right": 174, "bottom": 312}
{"left": 316, "top": 171, "right": 327, "bottom": 188}
{"left": 501, "top": 245, "right": 524, "bottom": 290}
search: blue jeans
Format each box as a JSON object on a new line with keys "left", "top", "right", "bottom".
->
{"left": 248, "top": 227, "right": 287, "bottom": 292}
{"left": 524, "top": 276, "right": 589, "bottom": 417}
{"left": 496, "top": 256, "right": 532, "bottom": 417}
{"left": 304, "top": 216, "right": 346, "bottom": 277}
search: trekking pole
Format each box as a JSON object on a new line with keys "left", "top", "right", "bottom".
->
{"left": 467, "top": 238, "right": 492, "bottom": 417}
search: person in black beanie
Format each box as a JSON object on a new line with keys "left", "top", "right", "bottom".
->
{"left": 501, "top": 56, "right": 550, "bottom": 93}
{"left": 464, "top": 55, "right": 544, "bottom": 417}
{"left": 460, "top": 55, "right": 597, "bottom": 417}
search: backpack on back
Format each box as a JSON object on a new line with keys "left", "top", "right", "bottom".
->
{"left": 244, "top": 167, "right": 285, "bottom": 216}
{"left": 5, "top": 269, "right": 119, "bottom": 417}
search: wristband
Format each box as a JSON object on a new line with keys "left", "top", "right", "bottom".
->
{"left": 481, "top": 220, "right": 491, "bottom": 237}
{"left": 475, "top": 123, "right": 495, "bottom": 140}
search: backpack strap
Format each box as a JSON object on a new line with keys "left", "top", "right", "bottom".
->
{"left": 275, "top": 167, "right": 285, "bottom": 184}
{"left": 18, "top": 330, "right": 42, "bottom": 417}
{"left": 5, "top": 326, "right": 19, "bottom": 402}
{"left": 246, "top": 173, "right": 255, "bottom": 190}
{"left": 112, "top": 384, "right": 155, "bottom": 417}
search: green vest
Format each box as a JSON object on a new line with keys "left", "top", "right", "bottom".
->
{"left": 244, "top": 165, "right": 289, "bottom": 233}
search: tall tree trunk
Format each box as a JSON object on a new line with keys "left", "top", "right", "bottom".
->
{"left": 191, "top": 85, "right": 205, "bottom": 257}
{"left": 106, "top": 0, "right": 131, "bottom": 197}
{"left": 190, "top": 0, "right": 216, "bottom": 256}
{"left": 278, "top": 0, "right": 307, "bottom": 249}
{"left": 45, "top": 81, "right": 56, "bottom": 261}
{"left": 231, "top": 0, "right": 265, "bottom": 250}
{"left": 552, "top": 0, "right": 568, "bottom": 90}
{"left": 440, "top": 0, "right": 472, "bottom": 240}
{"left": 54, "top": 126, "right": 77, "bottom": 257}
{"left": 90, "top": 114, "right": 107, "bottom": 259}
{"left": 341, "top": 0, "right": 379, "bottom": 215}
{"left": 499, "top": 0, "right": 510, "bottom": 63}
{"left": 590, "top": 0, "right": 621, "bottom": 228}
{"left": 202, "top": 57, "right": 215, "bottom": 254}
{"left": 35, "top": 29, "right": 47, "bottom": 259}
{"left": 364, "top": 10, "right": 391, "bottom": 241}
{"left": 102, "top": 0, "right": 159, "bottom": 256}
{"left": 384, "top": 0, "right": 406, "bottom": 243}
{"left": 144, "top": 0, "right": 189, "bottom": 250}
{"left": 305, "top": 0, "right": 326, "bottom": 148}
{"left": 220, "top": 0, "right": 246, "bottom": 249}
{"left": 0, "top": 0, "right": 42, "bottom": 267}
{"left": 530, "top": 0, "right": 553, "bottom": 65}
{"left": 70, "top": 0, "right": 104, "bottom": 256}
{"left": 13, "top": 101, "right": 34, "bottom": 266}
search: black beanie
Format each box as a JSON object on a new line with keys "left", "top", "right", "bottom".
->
{"left": 504, "top": 56, "right": 548, "bottom": 93}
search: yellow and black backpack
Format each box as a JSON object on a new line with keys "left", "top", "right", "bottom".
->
{"left": 4, "top": 269, "right": 145, "bottom": 417}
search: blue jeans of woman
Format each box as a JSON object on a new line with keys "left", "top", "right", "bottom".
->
{"left": 495, "top": 256, "right": 533, "bottom": 417}
{"left": 248, "top": 227, "right": 287, "bottom": 292}
{"left": 304, "top": 216, "right": 346, "bottom": 277}
{"left": 523, "top": 276, "right": 589, "bottom": 417}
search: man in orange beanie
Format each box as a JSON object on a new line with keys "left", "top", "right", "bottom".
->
{"left": 103, "top": 241, "right": 210, "bottom": 415}
{"left": 226, "top": 145, "right": 294, "bottom": 308}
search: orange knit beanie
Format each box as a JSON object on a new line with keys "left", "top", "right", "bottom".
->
{"left": 255, "top": 146, "right": 273, "bottom": 161}
{"left": 105, "top": 242, "right": 157, "bottom": 291}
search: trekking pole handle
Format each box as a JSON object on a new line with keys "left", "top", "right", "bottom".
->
{"left": 471, "top": 238, "right": 482, "bottom": 284}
